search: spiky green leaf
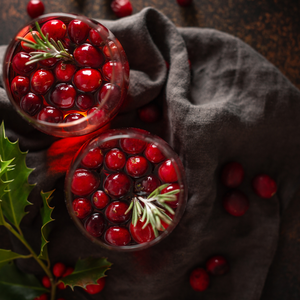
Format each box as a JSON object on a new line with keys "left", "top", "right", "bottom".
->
{"left": 0, "top": 158, "right": 15, "bottom": 200}
{"left": 59, "top": 257, "right": 111, "bottom": 290}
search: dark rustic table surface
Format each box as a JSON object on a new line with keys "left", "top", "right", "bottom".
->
{"left": 0, "top": 0, "right": 300, "bottom": 299}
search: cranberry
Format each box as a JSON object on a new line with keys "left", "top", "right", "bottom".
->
{"left": 71, "top": 168, "right": 100, "bottom": 196}
{"left": 76, "top": 94, "right": 94, "bottom": 110}
{"left": 92, "top": 190, "right": 110, "bottom": 209}
{"left": 98, "top": 83, "right": 121, "bottom": 111}
{"left": 252, "top": 174, "right": 277, "bottom": 199}
{"left": 55, "top": 62, "right": 76, "bottom": 82}
{"left": 39, "top": 57, "right": 58, "bottom": 68}
{"left": 11, "top": 76, "right": 29, "bottom": 97}
{"left": 135, "top": 174, "right": 161, "bottom": 194}
{"left": 206, "top": 255, "right": 229, "bottom": 276}
{"left": 64, "top": 113, "right": 87, "bottom": 132}
{"left": 161, "top": 183, "right": 180, "bottom": 208}
{"left": 72, "top": 198, "right": 93, "bottom": 219}
{"left": 130, "top": 218, "right": 155, "bottom": 244}
{"left": 50, "top": 83, "right": 76, "bottom": 108}
{"left": 41, "top": 275, "right": 51, "bottom": 288}
{"left": 103, "top": 41, "right": 119, "bottom": 59}
{"left": 105, "top": 148, "right": 126, "bottom": 170}
{"left": 125, "top": 156, "right": 149, "bottom": 178}
{"left": 221, "top": 162, "right": 244, "bottom": 188}
{"left": 52, "top": 262, "right": 66, "bottom": 278}
{"left": 223, "top": 190, "right": 249, "bottom": 217}
{"left": 120, "top": 138, "right": 146, "bottom": 154}
{"left": 41, "top": 20, "right": 67, "bottom": 41}
{"left": 176, "top": 0, "right": 193, "bottom": 6}
{"left": 21, "top": 31, "right": 41, "bottom": 52}
{"left": 89, "top": 25, "right": 109, "bottom": 47}
{"left": 85, "top": 277, "right": 106, "bottom": 294}
{"left": 81, "top": 147, "right": 103, "bottom": 169}
{"left": 27, "top": 0, "right": 45, "bottom": 19}
{"left": 74, "top": 44, "right": 104, "bottom": 68}
{"left": 57, "top": 267, "right": 74, "bottom": 290}
{"left": 138, "top": 102, "right": 161, "bottom": 123}
{"left": 158, "top": 159, "right": 178, "bottom": 183}
{"left": 12, "top": 52, "right": 36, "bottom": 75}
{"left": 68, "top": 20, "right": 90, "bottom": 44}
{"left": 34, "top": 293, "right": 48, "bottom": 300}
{"left": 73, "top": 68, "right": 102, "bottom": 92}
{"left": 85, "top": 212, "right": 106, "bottom": 237}
{"left": 159, "top": 211, "right": 173, "bottom": 230}
{"left": 104, "top": 173, "right": 131, "bottom": 197}
{"left": 20, "top": 93, "right": 42, "bottom": 116}
{"left": 145, "top": 143, "right": 165, "bottom": 163}
{"left": 111, "top": 0, "right": 133, "bottom": 18}
{"left": 105, "top": 226, "right": 131, "bottom": 246}
{"left": 102, "top": 61, "right": 123, "bottom": 82}
{"left": 31, "top": 69, "right": 54, "bottom": 94}
{"left": 37, "top": 106, "right": 63, "bottom": 123}
{"left": 87, "top": 107, "right": 105, "bottom": 125}
{"left": 105, "top": 201, "right": 130, "bottom": 223}
{"left": 189, "top": 268, "right": 210, "bottom": 292}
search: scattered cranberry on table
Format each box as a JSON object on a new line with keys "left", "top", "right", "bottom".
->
{"left": 252, "top": 174, "right": 277, "bottom": 199}
{"left": 176, "top": 0, "right": 193, "bottom": 7}
{"left": 189, "top": 268, "right": 210, "bottom": 292}
{"left": 221, "top": 161, "right": 244, "bottom": 188}
{"left": 111, "top": 0, "right": 133, "bottom": 18}
{"left": 206, "top": 255, "right": 230, "bottom": 276}
{"left": 138, "top": 102, "right": 161, "bottom": 123}
{"left": 222, "top": 190, "right": 249, "bottom": 217}
{"left": 27, "top": 0, "right": 45, "bottom": 19}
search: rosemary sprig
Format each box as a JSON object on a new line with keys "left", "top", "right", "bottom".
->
{"left": 125, "top": 184, "right": 180, "bottom": 237}
{"left": 17, "top": 21, "right": 74, "bottom": 65}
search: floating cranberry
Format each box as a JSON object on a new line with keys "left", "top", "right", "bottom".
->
{"left": 76, "top": 94, "right": 94, "bottom": 110}
{"left": 130, "top": 218, "right": 155, "bottom": 244}
{"left": 145, "top": 143, "right": 165, "bottom": 163}
{"left": 73, "top": 68, "right": 102, "bottom": 92}
{"left": 27, "top": 0, "right": 45, "bottom": 19}
{"left": 159, "top": 211, "right": 173, "bottom": 230}
{"left": 176, "top": 0, "right": 193, "bottom": 6}
{"left": 252, "top": 174, "right": 277, "bottom": 199}
{"left": 126, "top": 156, "right": 149, "bottom": 178}
{"left": 206, "top": 255, "right": 229, "bottom": 276}
{"left": 105, "top": 226, "right": 131, "bottom": 246}
{"left": 12, "top": 52, "right": 36, "bottom": 75}
{"left": 42, "top": 275, "right": 51, "bottom": 288}
{"left": 68, "top": 19, "right": 90, "bottom": 44}
{"left": 50, "top": 83, "right": 76, "bottom": 109}
{"left": 87, "top": 107, "right": 105, "bottom": 125}
{"left": 105, "top": 148, "right": 126, "bottom": 170}
{"left": 73, "top": 198, "right": 92, "bottom": 219}
{"left": 98, "top": 83, "right": 121, "bottom": 111}
{"left": 89, "top": 25, "right": 109, "bottom": 47}
{"left": 52, "top": 262, "right": 66, "bottom": 278}
{"left": 21, "top": 31, "right": 41, "bottom": 52}
{"left": 11, "top": 76, "right": 30, "bottom": 97}
{"left": 221, "top": 162, "right": 244, "bottom": 188}
{"left": 63, "top": 113, "right": 87, "bottom": 132}
{"left": 55, "top": 62, "right": 76, "bottom": 82}
{"left": 85, "top": 277, "right": 106, "bottom": 294}
{"left": 161, "top": 183, "right": 180, "bottom": 208}
{"left": 41, "top": 20, "right": 67, "bottom": 41}
{"left": 81, "top": 147, "right": 103, "bottom": 169}
{"left": 37, "top": 106, "right": 63, "bottom": 123}
{"left": 104, "top": 173, "right": 131, "bottom": 197}
{"left": 71, "top": 168, "right": 100, "bottom": 196}
{"left": 102, "top": 61, "right": 123, "bottom": 82}
{"left": 105, "top": 201, "right": 130, "bottom": 223}
{"left": 138, "top": 102, "right": 161, "bottom": 123}
{"left": 85, "top": 212, "right": 106, "bottom": 237}
{"left": 20, "top": 93, "right": 42, "bottom": 116}
{"left": 158, "top": 159, "right": 178, "bottom": 183}
{"left": 120, "top": 138, "right": 146, "bottom": 154}
{"left": 103, "top": 41, "right": 119, "bottom": 59}
{"left": 74, "top": 44, "right": 104, "bottom": 68}
{"left": 223, "top": 190, "right": 249, "bottom": 217}
{"left": 189, "top": 268, "right": 210, "bottom": 292}
{"left": 92, "top": 190, "right": 110, "bottom": 209}
{"left": 135, "top": 174, "right": 161, "bottom": 194}
{"left": 39, "top": 57, "right": 58, "bottom": 68}
{"left": 31, "top": 69, "right": 54, "bottom": 94}
{"left": 111, "top": 0, "right": 133, "bottom": 18}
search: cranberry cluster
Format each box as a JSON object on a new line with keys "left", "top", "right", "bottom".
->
{"left": 9, "top": 16, "right": 128, "bottom": 133}
{"left": 70, "top": 130, "right": 181, "bottom": 247}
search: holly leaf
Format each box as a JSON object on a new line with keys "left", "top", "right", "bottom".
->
{"left": 0, "top": 122, "right": 35, "bottom": 231}
{"left": 0, "top": 157, "right": 15, "bottom": 199}
{"left": 0, "top": 249, "right": 30, "bottom": 270}
{"left": 60, "top": 257, "right": 112, "bottom": 290}
{"left": 0, "top": 261, "right": 48, "bottom": 300}
{"left": 38, "top": 190, "right": 55, "bottom": 262}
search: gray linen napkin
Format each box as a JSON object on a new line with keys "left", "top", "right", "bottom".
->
{"left": 0, "top": 7, "right": 300, "bottom": 300}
